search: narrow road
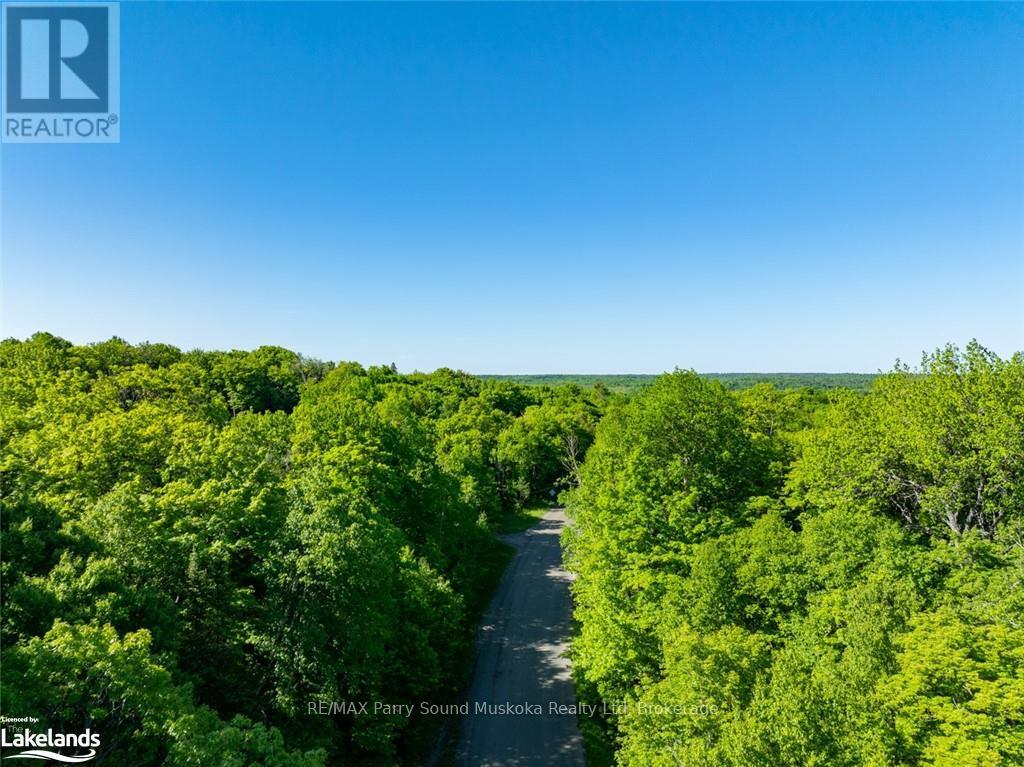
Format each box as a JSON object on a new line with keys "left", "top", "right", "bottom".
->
{"left": 457, "top": 508, "right": 586, "bottom": 767}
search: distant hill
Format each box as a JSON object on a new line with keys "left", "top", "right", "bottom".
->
{"left": 483, "top": 373, "right": 877, "bottom": 394}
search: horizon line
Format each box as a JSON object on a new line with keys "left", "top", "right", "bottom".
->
{"left": 474, "top": 371, "right": 881, "bottom": 377}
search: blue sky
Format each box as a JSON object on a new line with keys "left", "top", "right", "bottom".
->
{"left": 3, "top": 2, "right": 1022, "bottom": 373}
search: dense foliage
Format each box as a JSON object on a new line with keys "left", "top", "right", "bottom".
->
{"left": 5, "top": 335, "right": 1019, "bottom": 766}
{"left": 0, "top": 333, "right": 602, "bottom": 765}
{"left": 566, "top": 343, "right": 1024, "bottom": 767}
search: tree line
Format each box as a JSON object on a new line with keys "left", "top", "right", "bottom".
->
{"left": 488, "top": 373, "right": 878, "bottom": 394}
{"left": 0, "top": 333, "right": 603, "bottom": 765}
{"left": 565, "top": 342, "right": 1024, "bottom": 767}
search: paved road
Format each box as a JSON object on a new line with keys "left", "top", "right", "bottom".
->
{"left": 456, "top": 508, "right": 586, "bottom": 767}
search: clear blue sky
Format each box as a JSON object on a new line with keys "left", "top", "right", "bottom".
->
{"left": 2, "top": 2, "right": 1022, "bottom": 373}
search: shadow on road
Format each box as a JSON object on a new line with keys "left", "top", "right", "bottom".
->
{"left": 456, "top": 509, "right": 586, "bottom": 767}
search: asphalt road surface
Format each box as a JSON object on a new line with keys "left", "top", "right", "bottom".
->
{"left": 456, "top": 508, "right": 587, "bottom": 767}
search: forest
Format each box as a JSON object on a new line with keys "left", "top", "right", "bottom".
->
{"left": 566, "top": 342, "right": 1023, "bottom": 767}
{"left": 0, "top": 332, "right": 603, "bottom": 765}
{"left": 1, "top": 334, "right": 1022, "bottom": 766}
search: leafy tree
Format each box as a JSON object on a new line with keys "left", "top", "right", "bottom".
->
{"left": 790, "top": 343, "right": 1024, "bottom": 536}
{"left": 566, "top": 371, "right": 770, "bottom": 703}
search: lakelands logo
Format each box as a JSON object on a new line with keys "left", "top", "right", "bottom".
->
{"left": 0, "top": 718, "right": 100, "bottom": 763}
{"left": 2, "top": 1, "right": 120, "bottom": 142}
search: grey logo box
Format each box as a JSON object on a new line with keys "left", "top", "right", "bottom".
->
{"left": 2, "top": 1, "right": 120, "bottom": 143}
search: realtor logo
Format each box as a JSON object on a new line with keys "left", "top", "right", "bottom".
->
{"left": 2, "top": 1, "right": 119, "bottom": 142}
